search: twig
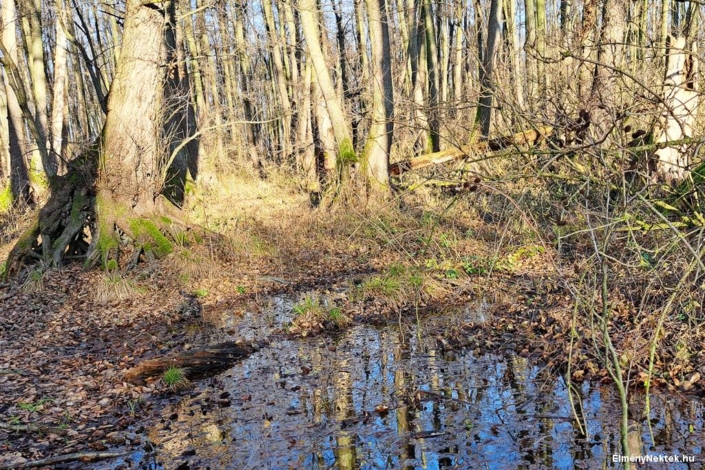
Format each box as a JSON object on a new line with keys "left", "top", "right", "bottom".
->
{"left": 2, "top": 451, "right": 127, "bottom": 469}
{"left": 0, "top": 421, "right": 69, "bottom": 436}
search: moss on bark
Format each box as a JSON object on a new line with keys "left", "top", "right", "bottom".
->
{"left": 0, "top": 185, "right": 12, "bottom": 213}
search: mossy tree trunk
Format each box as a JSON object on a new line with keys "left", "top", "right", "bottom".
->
{"left": 6, "top": 0, "right": 196, "bottom": 277}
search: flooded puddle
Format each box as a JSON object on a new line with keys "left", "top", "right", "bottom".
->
{"left": 133, "top": 297, "right": 703, "bottom": 469}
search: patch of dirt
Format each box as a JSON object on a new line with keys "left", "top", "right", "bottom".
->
{"left": 0, "top": 264, "right": 212, "bottom": 467}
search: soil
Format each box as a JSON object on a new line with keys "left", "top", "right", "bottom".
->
{"left": 2, "top": 180, "right": 705, "bottom": 467}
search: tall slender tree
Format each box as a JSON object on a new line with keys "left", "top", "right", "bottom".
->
{"left": 364, "top": 0, "right": 394, "bottom": 192}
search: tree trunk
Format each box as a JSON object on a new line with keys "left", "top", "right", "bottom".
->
{"left": 263, "top": 0, "right": 292, "bottom": 159}
{"left": 503, "top": 0, "right": 524, "bottom": 109}
{"left": 363, "top": 0, "right": 394, "bottom": 192}
{"left": 410, "top": 0, "right": 431, "bottom": 155}
{"left": 6, "top": 0, "right": 194, "bottom": 277}
{"left": 523, "top": 0, "right": 537, "bottom": 103}
{"left": 654, "top": 36, "right": 699, "bottom": 181}
{"left": 422, "top": 0, "right": 440, "bottom": 152}
{"left": 299, "top": 0, "right": 356, "bottom": 171}
{"left": 477, "top": 0, "right": 502, "bottom": 138}
{"left": 18, "top": 0, "right": 56, "bottom": 178}
{"left": 0, "top": 0, "right": 39, "bottom": 200}
{"left": 452, "top": 0, "right": 464, "bottom": 107}
{"left": 51, "top": 1, "right": 70, "bottom": 171}
{"left": 534, "top": 0, "right": 547, "bottom": 92}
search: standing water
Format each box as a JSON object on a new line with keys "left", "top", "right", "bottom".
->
{"left": 125, "top": 296, "right": 703, "bottom": 469}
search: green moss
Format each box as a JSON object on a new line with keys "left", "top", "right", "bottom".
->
{"left": 129, "top": 218, "right": 173, "bottom": 257}
{"left": 93, "top": 196, "right": 122, "bottom": 270}
{"left": 0, "top": 185, "right": 12, "bottom": 213}
{"left": 105, "top": 259, "right": 118, "bottom": 271}
{"left": 28, "top": 158, "right": 49, "bottom": 191}
{"left": 338, "top": 138, "right": 358, "bottom": 164}
{"left": 184, "top": 177, "right": 197, "bottom": 196}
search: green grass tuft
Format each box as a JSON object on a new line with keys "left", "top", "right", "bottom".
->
{"left": 162, "top": 366, "right": 189, "bottom": 390}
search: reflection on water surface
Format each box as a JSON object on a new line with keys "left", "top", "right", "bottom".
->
{"left": 141, "top": 297, "right": 703, "bottom": 469}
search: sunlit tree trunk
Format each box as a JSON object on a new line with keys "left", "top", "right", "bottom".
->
{"left": 0, "top": 0, "right": 28, "bottom": 206}
{"left": 659, "top": 0, "right": 670, "bottom": 60}
{"left": 233, "top": 0, "right": 258, "bottom": 155}
{"left": 654, "top": 35, "right": 699, "bottom": 181}
{"left": 263, "top": 0, "right": 292, "bottom": 159}
{"left": 51, "top": 1, "right": 70, "bottom": 172}
{"left": 452, "top": 0, "right": 464, "bottom": 107}
{"left": 196, "top": 0, "right": 225, "bottom": 163}
{"left": 503, "top": 0, "right": 524, "bottom": 109}
{"left": 0, "top": 74, "right": 12, "bottom": 210}
{"left": 395, "top": 0, "right": 412, "bottom": 90}
{"left": 300, "top": 59, "right": 318, "bottom": 191}
{"left": 363, "top": 0, "right": 394, "bottom": 192}
{"left": 299, "top": 0, "right": 356, "bottom": 171}
{"left": 217, "top": 6, "right": 237, "bottom": 146}
{"left": 18, "top": 0, "right": 55, "bottom": 177}
{"left": 410, "top": 0, "right": 430, "bottom": 154}
{"left": 534, "top": 0, "right": 547, "bottom": 92}
{"left": 439, "top": 4, "right": 450, "bottom": 110}
{"left": 182, "top": 3, "right": 206, "bottom": 124}
{"left": 523, "top": 0, "right": 537, "bottom": 102}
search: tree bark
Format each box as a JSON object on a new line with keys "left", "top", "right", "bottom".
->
{"left": 51, "top": 1, "right": 70, "bottom": 170}
{"left": 477, "top": 0, "right": 502, "bottom": 138}
{"left": 6, "top": 0, "right": 195, "bottom": 276}
{"left": 422, "top": 0, "right": 440, "bottom": 152}
{"left": 263, "top": 0, "right": 292, "bottom": 159}
{"left": 654, "top": 36, "right": 699, "bottom": 181}
{"left": 363, "top": 0, "right": 394, "bottom": 191}
{"left": 299, "top": 0, "right": 355, "bottom": 169}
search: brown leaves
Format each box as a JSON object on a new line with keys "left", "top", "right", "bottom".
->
{"left": 0, "top": 264, "right": 198, "bottom": 462}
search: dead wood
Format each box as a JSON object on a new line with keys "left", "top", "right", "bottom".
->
{"left": 0, "top": 421, "right": 69, "bottom": 436}
{"left": 390, "top": 126, "right": 554, "bottom": 176}
{"left": 124, "top": 340, "right": 268, "bottom": 384}
{"left": 2, "top": 451, "right": 127, "bottom": 469}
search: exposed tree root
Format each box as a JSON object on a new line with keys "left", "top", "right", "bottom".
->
{"left": 5, "top": 153, "right": 96, "bottom": 278}
{"left": 4, "top": 151, "right": 196, "bottom": 278}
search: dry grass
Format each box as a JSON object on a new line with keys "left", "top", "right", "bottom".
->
{"left": 94, "top": 273, "right": 142, "bottom": 304}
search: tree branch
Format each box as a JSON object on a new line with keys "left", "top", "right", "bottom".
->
{"left": 2, "top": 451, "right": 127, "bottom": 469}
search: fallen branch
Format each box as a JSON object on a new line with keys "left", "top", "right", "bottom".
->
{"left": 0, "top": 421, "right": 69, "bottom": 436}
{"left": 390, "top": 126, "right": 554, "bottom": 175}
{"left": 2, "top": 451, "right": 127, "bottom": 469}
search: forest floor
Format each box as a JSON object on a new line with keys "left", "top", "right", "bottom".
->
{"left": 1, "top": 167, "right": 704, "bottom": 467}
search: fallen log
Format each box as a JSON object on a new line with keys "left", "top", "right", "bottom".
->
{"left": 124, "top": 340, "right": 267, "bottom": 385}
{"left": 390, "top": 126, "right": 554, "bottom": 176}
{"left": 2, "top": 451, "right": 127, "bottom": 469}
